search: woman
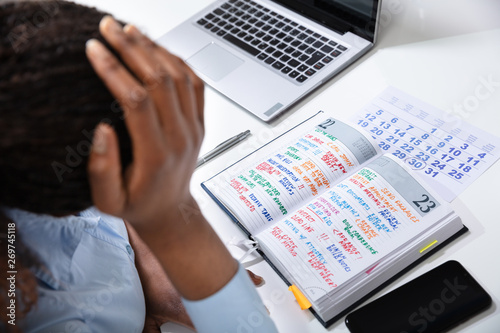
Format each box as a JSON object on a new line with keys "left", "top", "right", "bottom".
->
{"left": 0, "top": 1, "right": 277, "bottom": 332}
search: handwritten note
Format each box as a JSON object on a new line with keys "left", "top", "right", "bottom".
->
{"left": 204, "top": 111, "right": 460, "bottom": 304}
{"left": 352, "top": 86, "right": 500, "bottom": 201}
{"left": 208, "top": 118, "right": 377, "bottom": 235}
{"left": 256, "top": 157, "right": 450, "bottom": 302}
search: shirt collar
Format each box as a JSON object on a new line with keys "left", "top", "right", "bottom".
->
{"left": 2, "top": 207, "right": 99, "bottom": 290}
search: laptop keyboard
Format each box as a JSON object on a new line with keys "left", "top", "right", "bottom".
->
{"left": 195, "top": 0, "right": 349, "bottom": 84}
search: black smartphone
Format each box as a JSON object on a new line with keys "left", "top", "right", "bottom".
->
{"left": 345, "top": 261, "right": 492, "bottom": 333}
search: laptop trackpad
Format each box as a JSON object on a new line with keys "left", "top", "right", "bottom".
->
{"left": 187, "top": 43, "right": 244, "bottom": 82}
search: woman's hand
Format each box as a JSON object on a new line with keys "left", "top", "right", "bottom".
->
{"left": 86, "top": 16, "right": 204, "bottom": 230}
{"left": 86, "top": 16, "right": 238, "bottom": 301}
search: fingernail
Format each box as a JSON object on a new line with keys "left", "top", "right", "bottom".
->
{"left": 100, "top": 15, "right": 121, "bottom": 32}
{"left": 123, "top": 24, "right": 138, "bottom": 35}
{"left": 92, "top": 124, "right": 108, "bottom": 155}
{"left": 86, "top": 39, "right": 105, "bottom": 57}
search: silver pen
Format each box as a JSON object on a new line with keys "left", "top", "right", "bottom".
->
{"left": 196, "top": 130, "right": 251, "bottom": 168}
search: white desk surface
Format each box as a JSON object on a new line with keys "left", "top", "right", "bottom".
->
{"left": 73, "top": 1, "right": 500, "bottom": 332}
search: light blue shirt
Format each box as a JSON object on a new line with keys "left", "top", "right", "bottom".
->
{"left": 3, "top": 207, "right": 278, "bottom": 333}
{"left": 183, "top": 264, "right": 278, "bottom": 333}
{"left": 4, "top": 207, "right": 146, "bottom": 333}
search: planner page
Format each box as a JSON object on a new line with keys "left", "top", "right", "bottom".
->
{"left": 352, "top": 86, "right": 500, "bottom": 201}
{"left": 203, "top": 114, "right": 379, "bottom": 235}
{"left": 255, "top": 156, "right": 453, "bottom": 303}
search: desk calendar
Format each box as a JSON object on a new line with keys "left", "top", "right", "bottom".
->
{"left": 352, "top": 86, "right": 500, "bottom": 202}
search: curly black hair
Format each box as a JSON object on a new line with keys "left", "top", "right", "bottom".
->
{"left": 0, "top": 1, "right": 132, "bottom": 330}
{"left": 0, "top": 0, "right": 132, "bottom": 215}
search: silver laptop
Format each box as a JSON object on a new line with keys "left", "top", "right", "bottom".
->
{"left": 158, "top": 0, "right": 381, "bottom": 122}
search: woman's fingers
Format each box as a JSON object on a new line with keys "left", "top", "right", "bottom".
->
{"left": 99, "top": 17, "right": 186, "bottom": 135}
{"left": 154, "top": 42, "right": 205, "bottom": 127}
{"left": 87, "top": 123, "right": 127, "bottom": 216}
{"left": 85, "top": 38, "right": 164, "bottom": 167}
{"left": 99, "top": 17, "right": 204, "bottom": 142}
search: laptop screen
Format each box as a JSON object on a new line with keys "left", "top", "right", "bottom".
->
{"left": 270, "top": 0, "right": 380, "bottom": 43}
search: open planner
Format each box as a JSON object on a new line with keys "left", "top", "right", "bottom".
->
{"left": 202, "top": 112, "right": 465, "bottom": 326}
